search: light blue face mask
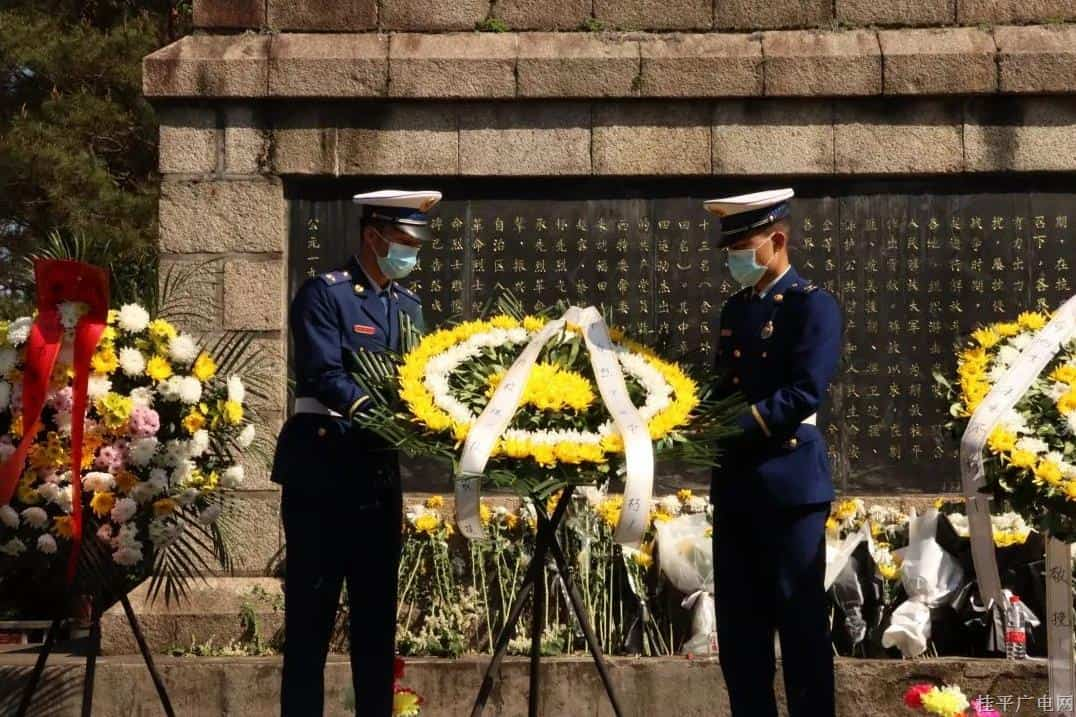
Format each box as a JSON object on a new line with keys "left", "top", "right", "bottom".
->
{"left": 373, "top": 232, "right": 420, "bottom": 279}
{"left": 726, "top": 237, "right": 772, "bottom": 287}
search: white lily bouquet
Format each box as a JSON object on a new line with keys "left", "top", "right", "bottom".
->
{"left": 349, "top": 294, "right": 744, "bottom": 541}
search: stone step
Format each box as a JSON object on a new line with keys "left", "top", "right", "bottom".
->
{"left": 0, "top": 652, "right": 1048, "bottom": 717}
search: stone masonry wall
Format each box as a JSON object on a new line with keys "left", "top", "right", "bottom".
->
{"left": 145, "top": 3, "right": 1076, "bottom": 577}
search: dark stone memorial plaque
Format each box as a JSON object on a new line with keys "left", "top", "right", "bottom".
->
{"left": 287, "top": 179, "right": 1076, "bottom": 495}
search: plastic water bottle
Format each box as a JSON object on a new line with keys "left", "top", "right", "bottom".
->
{"left": 1005, "top": 595, "right": 1027, "bottom": 660}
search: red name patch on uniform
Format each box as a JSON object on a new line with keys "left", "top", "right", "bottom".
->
{"left": 353, "top": 324, "right": 377, "bottom": 335}
{"left": 720, "top": 329, "right": 733, "bottom": 336}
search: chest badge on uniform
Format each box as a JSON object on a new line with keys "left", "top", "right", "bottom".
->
{"left": 353, "top": 324, "right": 377, "bottom": 335}
{"left": 760, "top": 321, "right": 774, "bottom": 339}
{"left": 353, "top": 283, "right": 364, "bottom": 294}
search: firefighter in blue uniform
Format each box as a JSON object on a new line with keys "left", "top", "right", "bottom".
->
{"left": 271, "top": 189, "right": 441, "bottom": 717}
{"left": 704, "top": 188, "right": 843, "bottom": 717}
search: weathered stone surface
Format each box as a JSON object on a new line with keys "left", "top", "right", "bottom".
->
{"left": 143, "top": 35, "right": 269, "bottom": 98}
{"left": 158, "top": 105, "right": 218, "bottom": 175}
{"left": 639, "top": 34, "right": 762, "bottom": 97}
{"left": 836, "top": 0, "right": 955, "bottom": 27}
{"left": 592, "top": 103, "right": 711, "bottom": 175}
{"left": 193, "top": 0, "right": 265, "bottom": 28}
{"left": 100, "top": 578, "right": 283, "bottom": 655}
{"left": 957, "top": 0, "right": 1076, "bottom": 24}
{"left": 269, "top": 108, "right": 337, "bottom": 175}
{"left": 459, "top": 103, "right": 591, "bottom": 175}
{"left": 381, "top": 0, "right": 490, "bottom": 31}
{"left": 223, "top": 105, "right": 269, "bottom": 174}
{"left": 492, "top": 0, "right": 591, "bottom": 29}
{"left": 965, "top": 97, "right": 1076, "bottom": 172}
{"left": 267, "top": 0, "right": 377, "bottom": 31}
{"left": 518, "top": 34, "right": 639, "bottom": 98}
{"left": 995, "top": 25, "right": 1076, "bottom": 94}
{"left": 223, "top": 259, "right": 287, "bottom": 331}
{"left": 268, "top": 34, "right": 388, "bottom": 97}
{"left": 159, "top": 180, "right": 285, "bottom": 254}
{"left": 157, "top": 255, "right": 223, "bottom": 333}
{"left": 389, "top": 34, "right": 518, "bottom": 98}
{"left": 0, "top": 655, "right": 1049, "bottom": 717}
{"left": 337, "top": 104, "right": 459, "bottom": 174}
{"left": 835, "top": 100, "right": 963, "bottom": 174}
{"left": 716, "top": 0, "right": 832, "bottom": 30}
{"left": 879, "top": 28, "right": 997, "bottom": 95}
{"left": 713, "top": 100, "right": 834, "bottom": 174}
{"left": 594, "top": 0, "right": 712, "bottom": 30}
{"left": 763, "top": 29, "right": 881, "bottom": 97}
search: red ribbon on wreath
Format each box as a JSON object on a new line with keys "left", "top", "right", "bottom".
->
{"left": 0, "top": 260, "right": 109, "bottom": 583}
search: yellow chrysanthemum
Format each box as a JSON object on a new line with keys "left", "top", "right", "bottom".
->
{"left": 877, "top": 562, "right": 900, "bottom": 581}
{"left": 193, "top": 352, "right": 217, "bottom": 382}
{"left": 1034, "top": 459, "right": 1064, "bottom": 486}
{"left": 222, "top": 400, "right": 244, "bottom": 425}
{"left": 501, "top": 437, "right": 531, "bottom": 459}
{"left": 95, "top": 392, "right": 133, "bottom": 431}
{"left": 146, "top": 355, "right": 173, "bottom": 382}
{"left": 677, "top": 488, "right": 693, "bottom": 503}
{"left": 51, "top": 516, "right": 74, "bottom": 539}
{"left": 1008, "top": 449, "right": 1037, "bottom": 471}
{"left": 148, "top": 318, "right": 178, "bottom": 342}
{"left": 425, "top": 495, "right": 444, "bottom": 509}
{"left": 833, "top": 499, "right": 859, "bottom": 521}
{"left": 1058, "top": 390, "right": 1076, "bottom": 416}
{"left": 413, "top": 513, "right": 440, "bottom": 535}
{"left": 90, "top": 491, "right": 115, "bottom": 518}
{"left": 393, "top": 689, "right": 422, "bottom": 717}
{"left": 920, "top": 685, "right": 969, "bottom": 717}
{"left": 1050, "top": 364, "right": 1076, "bottom": 385}
{"left": 1017, "top": 311, "right": 1047, "bottom": 330}
{"left": 451, "top": 422, "right": 470, "bottom": 442}
{"left": 631, "top": 542, "right": 654, "bottom": 569}
{"left": 529, "top": 443, "right": 557, "bottom": 468}
{"left": 993, "top": 321, "right": 1021, "bottom": 337}
{"left": 1064, "top": 481, "right": 1076, "bottom": 502}
{"left": 986, "top": 427, "right": 1017, "bottom": 455}
{"left": 153, "top": 498, "right": 177, "bottom": 517}
{"left": 480, "top": 503, "right": 492, "bottom": 527}
{"left": 971, "top": 327, "right": 1001, "bottom": 349}
{"left": 825, "top": 517, "right": 839, "bottom": 534}
{"left": 114, "top": 470, "right": 138, "bottom": 494}
{"left": 522, "top": 315, "right": 546, "bottom": 332}
{"left": 600, "top": 432, "right": 624, "bottom": 454}
{"left": 91, "top": 346, "right": 119, "bottom": 374}
{"left": 183, "top": 410, "right": 206, "bottom": 435}
{"left": 595, "top": 497, "right": 623, "bottom": 530}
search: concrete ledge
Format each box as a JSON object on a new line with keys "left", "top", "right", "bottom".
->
{"left": 762, "top": 29, "right": 882, "bottom": 97}
{"left": 144, "top": 28, "right": 1076, "bottom": 100}
{"left": 0, "top": 653, "right": 1048, "bottom": 717}
{"left": 995, "top": 25, "right": 1076, "bottom": 94}
{"left": 837, "top": 0, "right": 955, "bottom": 27}
{"left": 879, "top": 27, "right": 997, "bottom": 95}
{"left": 957, "top": 0, "right": 1076, "bottom": 25}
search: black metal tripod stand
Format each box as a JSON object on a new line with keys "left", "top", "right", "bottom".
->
{"left": 470, "top": 485, "right": 625, "bottom": 717}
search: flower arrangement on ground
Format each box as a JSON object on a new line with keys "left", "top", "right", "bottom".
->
{"left": 936, "top": 310, "right": 1076, "bottom": 541}
{"left": 904, "top": 682, "right": 999, "bottom": 717}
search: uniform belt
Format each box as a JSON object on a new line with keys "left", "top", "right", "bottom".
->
{"left": 294, "top": 397, "right": 342, "bottom": 418}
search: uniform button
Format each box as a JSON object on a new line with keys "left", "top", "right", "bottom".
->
{"left": 317, "top": 427, "right": 327, "bottom": 437}
{"left": 774, "top": 294, "right": 784, "bottom": 303}
{"left": 761, "top": 351, "right": 768, "bottom": 358}
{"left": 732, "top": 377, "right": 740, "bottom": 385}
{"left": 733, "top": 349, "right": 742, "bottom": 358}
{"left": 787, "top": 437, "right": 798, "bottom": 449}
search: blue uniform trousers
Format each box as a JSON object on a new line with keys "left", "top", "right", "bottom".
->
{"left": 713, "top": 502, "right": 835, "bottom": 717}
{"left": 277, "top": 414, "right": 402, "bottom": 717}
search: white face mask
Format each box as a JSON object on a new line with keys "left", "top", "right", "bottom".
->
{"left": 725, "top": 237, "right": 773, "bottom": 287}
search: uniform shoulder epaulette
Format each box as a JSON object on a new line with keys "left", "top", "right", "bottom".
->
{"left": 394, "top": 283, "right": 420, "bottom": 302}
{"left": 319, "top": 270, "right": 352, "bottom": 286}
{"left": 787, "top": 281, "right": 819, "bottom": 295}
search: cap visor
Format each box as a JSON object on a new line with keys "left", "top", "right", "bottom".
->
{"left": 393, "top": 223, "right": 434, "bottom": 242}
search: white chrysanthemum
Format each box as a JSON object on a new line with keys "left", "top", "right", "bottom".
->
{"left": 129, "top": 386, "right": 154, "bottom": 408}
{"left": 110, "top": 497, "right": 138, "bottom": 524}
{"left": 1010, "top": 333, "right": 1034, "bottom": 350}
{"left": 6, "top": 317, "right": 32, "bottom": 347}
{"left": 148, "top": 468, "right": 169, "bottom": 493}
{"left": 87, "top": 375, "right": 112, "bottom": 400}
{"left": 198, "top": 504, "right": 222, "bottom": 525}
{"left": 0, "top": 538, "right": 26, "bottom": 557}
{"left": 997, "top": 345, "right": 1021, "bottom": 368}
{"left": 227, "top": 376, "right": 246, "bottom": 404}
{"left": 1044, "top": 381, "right": 1069, "bottom": 401}
{"left": 54, "top": 485, "right": 73, "bottom": 514}
{"left": 0, "top": 348, "right": 17, "bottom": 375}
{"left": 128, "top": 437, "right": 159, "bottom": 467}
{"left": 172, "top": 460, "right": 196, "bottom": 486}
{"left": 162, "top": 440, "right": 189, "bottom": 467}
{"left": 58, "top": 301, "right": 87, "bottom": 331}
{"left": 82, "top": 472, "right": 115, "bottom": 493}
{"left": 177, "top": 487, "right": 200, "bottom": 505}
{"left": 149, "top": 519, "right": 182, "bottom": 548}
{"left": 37, "top": 483, "right": 60, "bottom": 504}
{"left": 21, "top": 507, "right": 47, "bottom": 529}
{"left": 686, "top": 496, "right": 709, "bottom": 514}
{"left": 96, "top": 524, "right": 113, "bottom": 544}
{"left": 657, "top": 495, "right": 681, "bottom": 516}
{"left": 117, "top": 304, "right": 150, "bottom": 333}
{"left": 188, "top": 430, "right": 209, "bottom": 458}
{"left": 157, "top": 376, "right": 182, "bottom": 402}
{"left": 946, "top": 513, "right": 970, "bottom": 537}
{"left": 237, "top": 424, "right": 256, "bottom": 448}
{"left": 177, "top": 376, "right": 202, "bottom": 405}
{"left": 36, "top": 534, "right": 57, "bottom": 554}
{"left": 222, "top": 465, "right": 244, "bottom": 489}
{"left": 53, "top": 410, "right": 73, "bottom": 436}
{"left": 113, "top": 545, "right": 143, "bottom": 566}
{"left": 168, "top": 334, "right": 199, "bottom": 364}
{"left": 1067, "top": 413, "right": 1076, "bottom": 438}
{"left": 129, "top": 481, "right": 157, "bottom": 504}
{"left": 1015, "top": 436, "right": 1049, "bottom": 455}
{"left": 0, "top": 505, "right": 19, "bottom": 529}
{"left": 118, "top": 347, "right": 146, "bottom": 377}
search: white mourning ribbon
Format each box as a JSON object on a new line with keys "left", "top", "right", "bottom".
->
{"left": 454, "top": 306, "right": 654, "bottom": 547}
{"left": 959, "top": 295, "right": 1076, "bottom": 716}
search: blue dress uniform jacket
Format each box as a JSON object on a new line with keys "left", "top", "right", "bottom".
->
{"left": 272, "top": 255, "right": 423, "bottom": 717}
{"left": 709, "top": 266, "right": 843, "bottom": 717}
{"left": 710, "top": 266, "right": 842, "bottom": 509}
